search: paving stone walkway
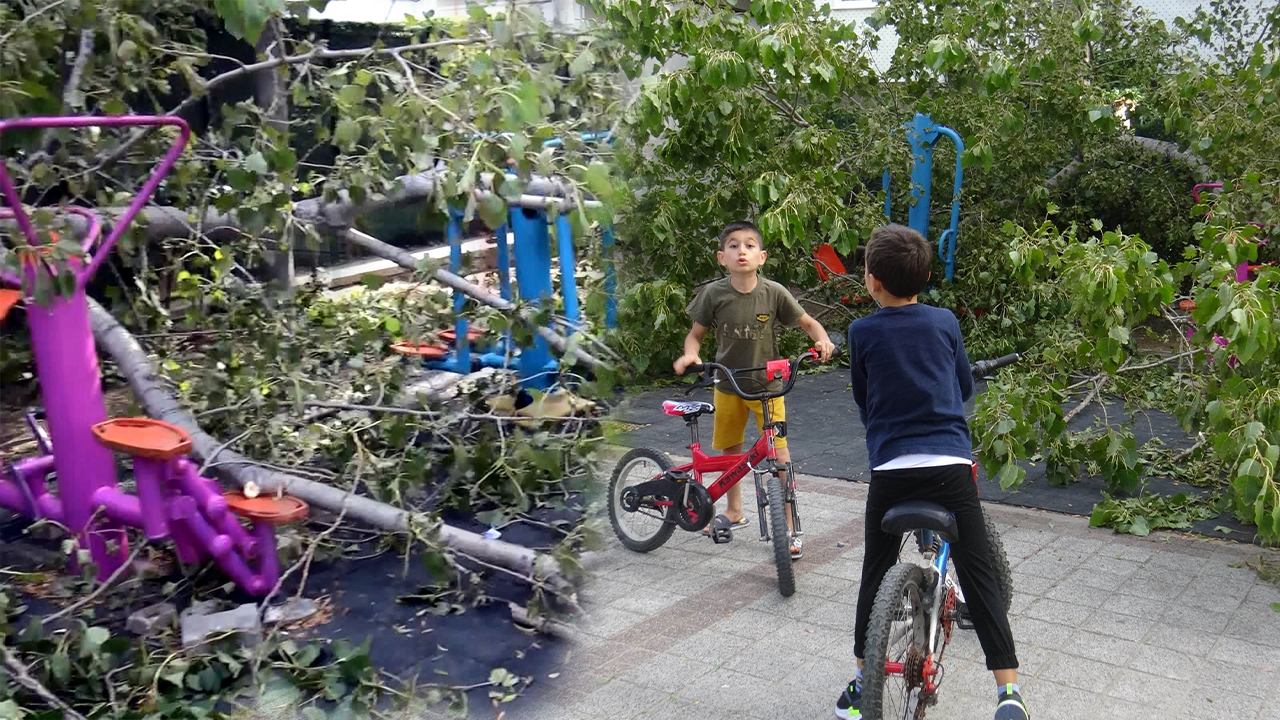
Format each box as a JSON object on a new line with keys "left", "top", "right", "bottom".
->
{"left": 519, "top": 455, "right": 1280, "bottom": 720}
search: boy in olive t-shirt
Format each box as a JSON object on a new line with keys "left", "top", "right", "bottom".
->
{"left": 673, "top": 220, "right": 836, "bottom": 559}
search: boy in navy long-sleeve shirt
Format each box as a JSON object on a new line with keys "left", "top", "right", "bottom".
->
{"left": 834, "top": 225, "right": 1029, "bottom": 720}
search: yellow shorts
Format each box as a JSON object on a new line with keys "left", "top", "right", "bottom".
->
{"left": 711, "top": 389, "right": 788, "bottom": 450}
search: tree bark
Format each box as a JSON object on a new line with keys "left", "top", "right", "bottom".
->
{"left": 253, "top": 18, "right": 294, "bottom": 290}
{"left": 1, "top": 173, "right": 592, "bottom": 243}
{"left": 1045, "top": 135, "right": 1213, "bottom": 191}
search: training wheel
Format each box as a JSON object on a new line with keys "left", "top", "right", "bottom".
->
{"left": 92, "top": 417, "right": 193, "bottom": 459}
{"left": 223, "top": 493, "right": 309, "bottom": 525}
{"left": 391, "top": 340, "right": 449, "bottom": 359}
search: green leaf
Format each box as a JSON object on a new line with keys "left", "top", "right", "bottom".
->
{"left": 244, "top": 151, "right": 269, "bottom": 175}
{"left": 477, "top": 193, "right": 508, "bottom": 230}
{"left": 569, "top": 48, "right": 596, "bottom": 77}
{"left": 1127, "top": 515, "right": 1150, "bottom": 536}
{"left": 85, "top": 626, "right": 110, "bottom": 648}
{"left": 996, "top": 463, "right": 1026, "bottom": 490}
{"left": 335, "top": 119, "right": 361, "bottom": 147}
{"left": 584, "top": 162, "right": 615, "bottom": 203}
{"left": 339, "top": 84, "right": 366, "bottom": 105}
{"left": 518, "top": 79, "right": 542, "bottom": 124}
{"left": 50, "top": 652, "right": 71, "bottom": 684}
{"left": 301, "top": 708, "right": 328, "bottom": 720}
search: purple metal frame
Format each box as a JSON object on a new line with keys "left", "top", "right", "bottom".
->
{"left": 0, "top": 116, "right": 279, "bottom": 595}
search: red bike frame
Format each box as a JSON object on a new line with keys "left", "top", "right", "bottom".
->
{"left": 666, "top": 397, "right": 784, "bottom": 505}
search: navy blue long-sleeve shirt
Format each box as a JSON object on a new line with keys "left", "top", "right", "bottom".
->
{"left": 847, "top": 304, "right": 974, "bottom": 468}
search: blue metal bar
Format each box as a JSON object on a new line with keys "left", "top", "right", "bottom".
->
{"left": 554, "top": 213, "right": 581, "bottom": 329}
{"left": 906, "top": 113, "right": 938, "bottom": 243}
{"left": 935, "top": 126, "right": 965, "bottom": 283}
{"left": 602, "top": 226, "right": 618, "bottom": 328}
{"left": 882, "top": 170, "right": 892, "bottom": 219}
{"left": 508, "top": 206, "right": 555, "bottom": 389}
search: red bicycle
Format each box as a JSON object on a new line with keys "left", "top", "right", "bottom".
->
{"left": 608, "top": 350, "right": 817, "bottom": 597}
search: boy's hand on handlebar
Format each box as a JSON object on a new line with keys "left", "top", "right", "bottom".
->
{"left": 812, "top": 340, "right": 836, "bottom": 363}
{"left": 673, "top": 354, "right": 702, "bottom": 375}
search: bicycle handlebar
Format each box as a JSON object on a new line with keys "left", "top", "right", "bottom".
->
{"left": 0, "top": 116, "right": 191, "bottom": 292}
{"left": 970, "top": 352, "right": 1021, "bottom": 377}
{"left": 682, "top": 349, "right": 818, "bottom": 402}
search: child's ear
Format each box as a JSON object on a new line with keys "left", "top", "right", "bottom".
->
{"left": 760, "top": 249, "right": 768, "bottom": 263}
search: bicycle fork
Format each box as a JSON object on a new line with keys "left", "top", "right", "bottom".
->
{"left": 921, "top": 534, "right": 952, "bottom": 696}
{"left": 752, "top": 461, "right": 803, "bottom": 541}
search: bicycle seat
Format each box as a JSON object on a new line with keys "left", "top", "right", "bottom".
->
{"left": 661, "top": 400, "right": 714, "bottom": 418}
{"left": 881, "top": 500, "right": 959, "bottom": 544}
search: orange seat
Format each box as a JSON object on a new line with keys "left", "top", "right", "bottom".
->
{"left": 0, "top": 289, "right": 19, "bottom": 322}
{"left": 813, "top": 244, "right": 848, "bottom": 282}
{"left": 223, "top": 493, "right": 309, "bottom": 525}
{"left": 391, "top": 340, "right": 449, "bottom": 359}
{"left": 438, "top": 327, "right": 484, "bottom": 343}
{"left": 92, "top": 418, "right": 193, "bottom": 460}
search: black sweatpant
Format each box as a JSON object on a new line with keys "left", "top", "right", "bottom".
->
{"left": 853, "top": 463, "right": 1019, "bottom": 671}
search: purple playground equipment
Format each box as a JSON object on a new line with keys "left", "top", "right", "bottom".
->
{"left": 0, "top": 115, "right": 307, "bottom": 596}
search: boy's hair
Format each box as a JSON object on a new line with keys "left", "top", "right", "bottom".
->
{"left": 865, "top": 224, "right": 931, "bottom": 298}
{"left": 719, "top": 220, "right": 763, "bottom": 250}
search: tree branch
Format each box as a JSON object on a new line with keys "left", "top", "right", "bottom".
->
{"left": 28, "top": 27, "right": 96, "bottom": 165}
{"left": 337, "top": 228, "right": 611, "bottom": 373}
{"left": 0, "top": 0, "right": 72, "bottom": 46}
{"left": 1, "top": 642, "right": 89, "bottom": 720}
{"left": 754, "top": 83, "right": 811, "bottom": 128}
{"left": 88, "top": 30, "right": 586, "bottom": 174}
{"left": 42, "top": 543, "right": 145, "bottom": 624}
{"left": 1063, "top": 377, "right": 1106, "bottom": 424}
{"left": 1046, "top": 135, "right": 1213, "bottom": 192}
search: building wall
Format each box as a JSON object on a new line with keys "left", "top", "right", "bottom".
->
{"left": 312, "top": 0, "right": 585, "bottom": 26}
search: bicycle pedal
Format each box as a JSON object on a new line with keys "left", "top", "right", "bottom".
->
{"left": 710, "top": 527, "right": 732, "bottom": 544}
{"left": 956, "top": 603, "right": 976, "bottom": 630}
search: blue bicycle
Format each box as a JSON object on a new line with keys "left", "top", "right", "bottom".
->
{"left": 859, "top": 353, "right": 1020, "bottom": 720}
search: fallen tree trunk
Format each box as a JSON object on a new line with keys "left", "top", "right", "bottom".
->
{"left": 2, "top": 172, "right": 595, "bottom": 243}
{"left": 1045, "top": 135, "right": 1213, "bottom": 191}
{"left": 9, "top": 271, "right": 571, "bottom": 598}
{"left": 337, "top": 227, "right": 611, "bottom": 373}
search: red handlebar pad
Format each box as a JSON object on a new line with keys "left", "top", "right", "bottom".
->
{"left": 766, "top": 358, "right": 791, "bottom": 382}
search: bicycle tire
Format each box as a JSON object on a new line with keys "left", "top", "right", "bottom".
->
{"left": 863, "top": 563, "right": 930, "bottom": 720}
{"left": 766, "top": 474, "right": 795, "bottom": 597}
{"left": 608, "top": 447, "right": 677, "bottom": 553}
{"left": 981, "top": 505, "right": 1016, "bottom": 608}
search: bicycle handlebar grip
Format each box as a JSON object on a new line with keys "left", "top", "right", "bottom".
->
{"left": 684, "top": 363, "right": 705, "bottom": 375}
{"left": 971, "top": 352, "right": 1021, "bottom": 377}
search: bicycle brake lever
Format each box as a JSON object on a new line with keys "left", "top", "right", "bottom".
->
{"left": 683, "top": 372, "right": 714, "bottom": 396}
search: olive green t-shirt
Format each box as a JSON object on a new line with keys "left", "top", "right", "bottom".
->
{"left": 686, "top": 276, "right": 806, "bottom": 393}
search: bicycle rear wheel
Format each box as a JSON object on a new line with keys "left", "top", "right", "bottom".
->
{"left": 863, "top": 563, "right": 931, "bottom": 720}
{"left": 608, "top": 447, "right": 676, "bottom": 552}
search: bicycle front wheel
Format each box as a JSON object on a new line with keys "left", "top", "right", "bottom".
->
{"left": 766, "top": 474, "right": 795, "bottom": 597}
{"left": 982, "top": 505, "right": 1016, "bottom": 609}
{"left": 863, "top": 563, "right": 931, "bottom": 720}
